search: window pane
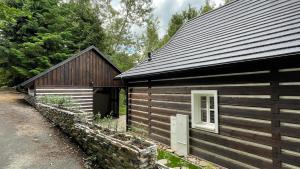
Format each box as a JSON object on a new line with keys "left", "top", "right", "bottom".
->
{"left": 201, "top": 96, "right": 207, "bottom": 108}
{"left": 201, "top": 109, "right": 207, "bottom": 122}
{"left": 210, "top": 96, "right": 214, "bottom": 109}
{"left": 210, "top": 110, "right": 214, "bottom": 123}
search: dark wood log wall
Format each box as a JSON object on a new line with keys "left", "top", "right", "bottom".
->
{"left": 127, "top": 65, "right": 300, "bottom": 169}
{"left": 34, "top": 50, "right": 122, "bottom": 87}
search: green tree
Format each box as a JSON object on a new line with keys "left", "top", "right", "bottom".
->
{"left": 224, "top": 0, "right": 234, "bottom": 4}
{"left": 0, "top": 0, "right": 106, "bottom": 86}
{"left": 142, "top": 17, "right": 160, "bottom": 60}
{"left": 200, "top": 0, "right": 214, "bottom": 13}
{"left": 159, "top": 4, "right": 204, "bottom": 48}
{"left": 94, "top": 0, "right": 153, "bottom": 71}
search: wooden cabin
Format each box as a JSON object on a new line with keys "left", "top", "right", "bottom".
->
{"left": 21, "top": 46, "right": 123, "bottom": 116}
{"left": 117, "top": 0, "right": 300, "bottom": 168}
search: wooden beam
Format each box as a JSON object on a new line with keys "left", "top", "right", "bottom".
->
{"left": 271, "top": 69, "right": 281, "bottom": 169}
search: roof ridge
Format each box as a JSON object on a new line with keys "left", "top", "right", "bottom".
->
{"left": 20, "top": 46, "right": 121, "bottom": 87}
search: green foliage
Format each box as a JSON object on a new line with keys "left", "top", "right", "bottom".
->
{"left": 0, "top": 0, "right": 106, "bottom": 86}
{"left": 200, "top": 0, "right": 214, "bottom": 14}
{"left": 141, "top": 17, "right": 160, "bottom": 60}
{"left": 157, "top": 149, "right": 211, "bottom": 169}
{"left": 224, "top": 0, "right": 234, "bottom": 4}
{"left": 94, "top": 113, "right": 119, "bottom": 132}
{"left": 119, "top": 89, "right": 126, "bottom": 116}
{"left": 146, "top": 2, "right": 214, "bottom": 52}
{"left": 38, "top": 95, "right": 78, "bottom": 109}
{"left": 167, "top": 5, "right": 200, "bottom": 39}
{"left": 95, "top": 0, "right": 153, "bottom": 71}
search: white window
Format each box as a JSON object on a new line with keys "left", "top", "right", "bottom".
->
{"left": 191, "top": 90, "right": 219, "bottom": 133}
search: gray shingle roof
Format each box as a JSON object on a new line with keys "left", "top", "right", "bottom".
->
{"left": 118, "top": 0, "right": 300, "bottom": 79}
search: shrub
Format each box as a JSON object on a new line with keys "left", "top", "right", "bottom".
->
{"left": 37, "top": 95, "right": 78, "bottom": 110}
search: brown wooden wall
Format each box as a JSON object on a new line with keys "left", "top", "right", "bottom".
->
{"left": 34, "top": 49, "right": 122, "bottom": 87}
{"left": 126, "top": 61, "right": 300, "bottom": 169}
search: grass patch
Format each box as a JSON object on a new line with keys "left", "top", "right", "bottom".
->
{"left": 119, "top": 89, "right": 126, "bottom": 116}
{"left": 158, "top": 149, "right": 201, "bottom": 169}
{"left": 119, "top": 104, "right": 126, "bottom": 116}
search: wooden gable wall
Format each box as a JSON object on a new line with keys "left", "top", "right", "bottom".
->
{"left": 34, "top": 50, "right": 122, "bottom": 87}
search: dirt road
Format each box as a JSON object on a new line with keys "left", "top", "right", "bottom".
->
{"left": 0, "top": 90, "right": 87, "bottom": 169}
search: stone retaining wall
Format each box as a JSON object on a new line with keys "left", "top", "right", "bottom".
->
{"left": 24, "top": 95, "right": 36, "bottom": 106}
{"left": 31, "top": 100, "right": 157, "bottom": 169}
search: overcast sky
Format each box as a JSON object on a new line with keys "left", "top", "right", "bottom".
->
{"left": 111, "top": 0, "right": 224, "bottom": 37}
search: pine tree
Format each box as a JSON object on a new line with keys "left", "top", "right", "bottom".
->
{"left": 0, "top": 0, "right": 106, "bottom": 86}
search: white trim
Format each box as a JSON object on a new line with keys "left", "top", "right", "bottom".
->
{"left": 279, "top": 67, "right": 300, "bottom": 72}
{"left": 279, "top": 82, "right": 300, "bottom": 86}
{"left": 73, "top": 102, "right": 93, "bottom": 105}
{"left": 191, "top": 90, "right": 219, "bottom": 133}
{"left": 280, "top": 96, "right": 300, "bottom": 100}
{"left": 36, "top": 89, "right": 92, "bottom": 91}
{"left": 36, "top": 92, "right": 93, "bottom": 95}
{"left": 220, "top": 95, "right": 271, "bottom": 99}
{"left": 220, "top": 105, "right": 271, "bottom": 111}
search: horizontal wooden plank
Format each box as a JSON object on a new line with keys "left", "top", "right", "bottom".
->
{"left": 151, "top": 114, "right": 170, "bottom": 124}
{"left": 130, "top": 109, "right": 148, "bottom": 118}
{"left": 220, "top": 127, "right": 272, "bottom": 146}
{"left": 150, "top": 133, "right": 170, "bottom": 146}
{"left": 219, "top": 97, "right": 272, "bottom": 108}
{"left": 36, "top": 93, "right": 93, "bottom": 97}
{"left": 279, "top": 153, "right": 300, "bottom": 167}
{"left": 219, "top": 106, "right": 272, "bottom": 120}
{"left": 36, "top": 87, "right": 92, "bottom": 90}
{"left": 151, "top": 73, "right": 270, "bottom": 86}
{"left": 277, "top": 113, "right": 300, "bottom": 124}
{"left": 152, "top": 94, "right": 191, "bottom": 103}
{"left": 151, "top": 101, "right": 191, "bottom": 111}
{"left": 128, "top": 115, "right": 148, "bottom": 125}
{"left": 281, "top": 140, "right": 300, "bottom": 154}
{"left": 151, "top": 127, "right": 170, "bottom": 138}
{"left": 220, "top": 116, "right": 271, "bottom": 133}
{"left": 190, "top": 146, "right": 251, "bottom": 169}
{"left": 190, "top": 129, "right": 272, "bottom": 159}
{"left": 130, "top": 99, "right": 148, "bottom": 106}
{"left": 190, "top": 139, "right": 272, "bottom": 169}
{"left": 151, "top": 86, "right": 271, "bottom": 95}
{"left": 129, "top": 87, "right": 148, "bottom": 93}
{"left": 151, "top": 107, "right": 190, "bottom": 116}
{"left": 280, "top": 126, "right": 300, "bottom": 139}
{"left": 279, "top": 71, "right": 300, "bottom": 82}
{"left": 129, "top": 93, "right": 148, "bottom": 100}
{"left": 129, "top": 104, "right": 148, "bottom": 112}
{"left": 279, "top": 99, "right": 300, "bottom": 110}
{"left": 279, "top": 86, "right": 300, "bottom": 96}
{"left": 151, "top": 120, "right": 170, "bottom": 131}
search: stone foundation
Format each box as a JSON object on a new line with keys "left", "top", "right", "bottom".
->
{"left": 31, "top": 101, "right": 157, "bottom": 169}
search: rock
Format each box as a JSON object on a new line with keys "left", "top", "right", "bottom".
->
{"left": 30, "top": 101, "right": 157, "bottom": 169}
{"left": 166, "top": 149, "right": 175, "bottom": 153}
{"left": 157, "top": 159, "right": 168, "bottom": 165}
{"left": 199, "top": 160, "right": 210, "bottom": 167}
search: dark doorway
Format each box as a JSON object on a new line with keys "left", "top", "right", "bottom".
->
{"left": 93, "top": 87, "right": 119, "bottom": 117}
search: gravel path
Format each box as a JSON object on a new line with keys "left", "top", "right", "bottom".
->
{"left": 0, "top": 90, "right": 87, "bottom": 169}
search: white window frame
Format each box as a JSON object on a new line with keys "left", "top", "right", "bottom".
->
{"left": 191, "top": 90, "right": 219, "bottom": 133}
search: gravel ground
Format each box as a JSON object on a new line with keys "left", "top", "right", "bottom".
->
{"left": 0, "top": 90, "right": 88, "bottom": 169}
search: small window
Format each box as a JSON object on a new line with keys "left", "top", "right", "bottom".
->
{"left": 191, "top": 90, "right": 219, "bottom": 133}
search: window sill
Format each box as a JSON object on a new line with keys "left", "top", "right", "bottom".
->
{"left": 193, "top": 123, "right": 218, "bottom": 133}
